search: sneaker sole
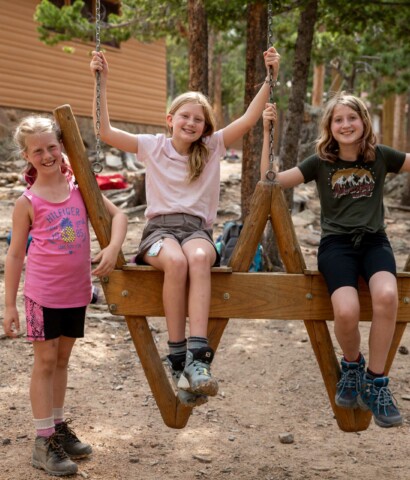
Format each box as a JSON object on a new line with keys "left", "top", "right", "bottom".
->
{"left": 178, "top": 374, "right": 218, "bottom": 396}
{"left": 178, "top": 390, "right": 208, "bottom": 407}
{"left": 357, "top": 396, "right": 403, "bottom": 428}
{"left": 335, "top": 397, "right": 358, "bottom": 409}
{"left": 32, "top": 459, "right": 78, "bottom": 476}
{"left": 67, "top": 451, "right": 92, "bottom": 460}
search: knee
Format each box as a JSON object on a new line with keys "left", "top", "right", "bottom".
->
{"left": 188, "top": 249, "right": 213, "bottom": 274}
{"left": 373, "top": 287, "right": 398, "bottom": 314}
{"left": 164, "top": 253, "right": 188, "bottom": 278}
{"left": 34, "top": 354, "right": 56, "bottom": 377}
{"left": 56, "top": 352, "right": 70, "bottom": 370}
{"left": 333, "top": 303, "right": 360, "bottom": 328}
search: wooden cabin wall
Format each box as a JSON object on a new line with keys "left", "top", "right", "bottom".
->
{"left": 0, "top": 0, "right": 167, "bottom": 127}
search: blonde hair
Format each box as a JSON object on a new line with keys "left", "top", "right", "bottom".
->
{"left": 316, "top": 92, "right": 376, "bottom": 163}
{"left": 13, "top": 115, "right": 72, "bottom": 185}
{"left": 168, "top": 92, "right": 216, "bottom": 182}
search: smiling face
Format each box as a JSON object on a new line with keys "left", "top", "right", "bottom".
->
{"left": 166, "top": 102, "right": 206, "bottom": 148}
{"left": 23, "top": 132, "right": 63, "bottom": 175}
{"left": 330, "top": 104, "right": 364, "bottom": 150}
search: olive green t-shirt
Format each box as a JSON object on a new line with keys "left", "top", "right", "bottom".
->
{"left": 298, "top": 145, "right": 405, "bottom": 237}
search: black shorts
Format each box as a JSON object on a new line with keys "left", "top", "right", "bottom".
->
{"left": 135, "top": 213, "right": 219, "bottom": 265}
{"left": 25, "top": 296, "right": 86, "bottom": 342}
{"left": 317, "top": 232, "right": 396, "bottom": 296}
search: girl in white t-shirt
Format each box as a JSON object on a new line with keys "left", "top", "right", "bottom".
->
{"left": 90, "top": 47, "right": 280, "bottom": 406}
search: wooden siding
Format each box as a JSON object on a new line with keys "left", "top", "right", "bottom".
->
{"left": 0, "top": 0, "right": 167, "bottom": 127}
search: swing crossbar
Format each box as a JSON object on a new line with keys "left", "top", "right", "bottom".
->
{"left": 104, "top": 266, "right": 410, "bottom": 321}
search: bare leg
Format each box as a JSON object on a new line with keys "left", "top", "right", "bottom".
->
{"left": 331, "top": 286, "right": 361, "bottom": 361}
{"left": 182, "top": 239, "right": 216, "bottom": 338}
{"left": 368, "top": 271, "right": 398, "bottom": 373}
{"left": 144, "top": 238, "right": 188, "bottom": 342}
{"left": 53, "top": 336, "right": 76, "bottom": 409}
{"left": 31, "top": 339, "right": 59, "bottom": 419}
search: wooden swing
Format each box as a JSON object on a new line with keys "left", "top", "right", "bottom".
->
{"left": 54, "top": 104, "right": 410, "bottom": 434}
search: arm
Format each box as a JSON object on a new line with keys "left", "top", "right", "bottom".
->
{"left": 90, "top": 51, "right": 140, "bottom": 154}
{"left": 399, "top": 153, "right": 410, "bottom": 172}
{"left": 222, "top": 46, "right": 281, "bottom": 148}
{"left": 3, "top": 197, "right": 31, "bottom": 337}
{"left": 260, "top": 102, "right": 277, "bottom": 180}
{"left": 91, "top": 196, "right": 128, "bottom": 277}
{"left": 260, "top": 103, "right": 305, "bottom": 188}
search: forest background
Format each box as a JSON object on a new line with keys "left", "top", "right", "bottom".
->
{"left": 35, "top": 0, "right": 410, "bottom": 220}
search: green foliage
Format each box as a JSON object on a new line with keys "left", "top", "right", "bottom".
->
{"left": 35, "top": 0, "right": 93, "bottom": 46}
{"left": 34, "top": 0, "right": 410, "bottom": 120}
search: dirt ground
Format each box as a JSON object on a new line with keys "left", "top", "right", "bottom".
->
{"left": 0, "top": 160, "right": 410, "bottom": 480}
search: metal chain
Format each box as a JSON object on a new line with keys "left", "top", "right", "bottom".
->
{"left": 93, "top": 0, "right": 103, "bottom": 174}
{"left": 265, "top": 0, "right": 276, "bottom": 182}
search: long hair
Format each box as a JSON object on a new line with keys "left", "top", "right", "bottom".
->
{"left": 13, "top": 115, "right": 72, "bottom": 185}
{"left": 168, "top": 92, "right": 216, "bottom": 182}
{"left": 316, "top": 92, "right": 376, "bottom": 163}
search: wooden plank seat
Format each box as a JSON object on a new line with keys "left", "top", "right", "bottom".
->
{"left": 54, "top": 104, "right": 410, "bottom": 434}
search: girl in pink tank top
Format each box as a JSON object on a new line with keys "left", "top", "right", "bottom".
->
{"left": 3, "top": 115, "right": 128, "bottom": 476}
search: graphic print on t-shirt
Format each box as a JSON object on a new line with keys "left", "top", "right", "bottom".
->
{"left": 330, "top": 167, "right": 375, "bottom": 199}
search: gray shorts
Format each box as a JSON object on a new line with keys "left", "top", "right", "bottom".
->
{"left": 135, "top": 213, "right": 219, "bottom": 265}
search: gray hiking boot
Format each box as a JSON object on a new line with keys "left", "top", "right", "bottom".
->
{"left": 55, "top": 419, "right": 92, "bottom": 459}
{"left": 357, "top": 374, "right": 403, "bottom": 428}
{"left": 178, "top": 347, "right": 218, "bottom": 396}
{"left": 166, "top": 354, "right": 208, "bottom": 407}
{"left": 32, "top": 433, "right": 78, "bottom": 476}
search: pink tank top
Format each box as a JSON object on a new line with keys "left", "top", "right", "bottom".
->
{"left": 23, "top": 181, "right": 92, "bottom": 308}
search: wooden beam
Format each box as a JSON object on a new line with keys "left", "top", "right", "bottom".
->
{"left": 102, "top": 268, "right": 410, "bottom": 321}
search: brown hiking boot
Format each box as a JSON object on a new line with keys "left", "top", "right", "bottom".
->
{"left": 55, "top": 419, "right": 92, "bottom": 459}
{"left": 32, "top": 433, "right": 78, "bottom": 476}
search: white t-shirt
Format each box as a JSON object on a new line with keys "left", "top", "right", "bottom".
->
{"left": 137, "top": 130, "right": 226, "bottom": 228}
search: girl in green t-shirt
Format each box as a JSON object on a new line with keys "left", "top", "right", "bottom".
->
{"left": 261, "top": 93, "right": 410, "bottom": 428}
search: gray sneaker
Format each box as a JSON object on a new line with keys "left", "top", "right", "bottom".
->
{"left": 32, "top": 434, "right": 78, "bottom": 476}
{"left": 178, "top": 347, "right": 218, "bottom": 396}
{"left": 55, "top": 419, "right": 92, "bottom": 459}
{"left": 166, "top": 354, "right": 208, "bottom": 407}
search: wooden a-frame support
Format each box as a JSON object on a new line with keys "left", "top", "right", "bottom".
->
{"left": 54, "top": 105, "right": 410, "bottom": 433}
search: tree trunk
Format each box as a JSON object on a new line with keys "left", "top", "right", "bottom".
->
{"left": 382, "top": 94, "right": 395, "bottom": 147}
{"left": 241, "top": 1, "right": 267, "bottom": 221}
{"left": 279, "top": 0, "right": 318, "bottom": 209}
{"left": 188, "top": 0, "right": 208, "bottom": 94}
{"left": 400, "top": 92, "right": 410, "bottom": 206}
{"left": 312, "top": 63, "right": 325, "bottom": 107}
{"left": 211, "top": 32, "right": 223, "bottom": 130}
{"left": 393, "top": 93, "right": 406, "bottom": 151}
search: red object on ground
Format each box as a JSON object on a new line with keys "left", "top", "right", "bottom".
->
{"left": 95, "top": 174, "right": 128, "bottom": 190}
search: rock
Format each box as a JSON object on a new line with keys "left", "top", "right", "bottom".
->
{"left": 398, "top": 345, "right": 409, "bottom": 355}
{"left": 278, "top": 433, "right": 294, "bottom": 444}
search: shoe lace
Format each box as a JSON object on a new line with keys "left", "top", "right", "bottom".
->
{"left": 372, "top": 385, "right": 397, "bottom": 413}
{"left": 46, "top": 433, "right": 69, "bottom": 460}
{"left": 58, "top": 419, "right": 80, "bottom": 443}
{"left": 191, "top": 359, "right": 211, "bottom": 376}
{"left": 337, "top": 368, "right": 361, "bottom": 390}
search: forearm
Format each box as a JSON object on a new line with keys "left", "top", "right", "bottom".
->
{"left": 109, "top": 212, "right": 128, "bottom": 252}
{"left": 93, "top": 76, "right": 111, "bottom": 140}
{"left": 4, "top": 255, "right": 24, "bottom": 308}
{"left": 260, "top": 127, "right": 270, "bottom": 180}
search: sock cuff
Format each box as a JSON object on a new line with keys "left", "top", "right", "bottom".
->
{"left": 168, "top": 339, "right": 187, "bottom": 355}
{"left": 53, "top": 407, "right": 64, "bottom": 424}
{"left": 33, "top": 416, "right": 55, "bottom": 430}
{"left": 187, "top": 336, "right": 208, "bottom": 351}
